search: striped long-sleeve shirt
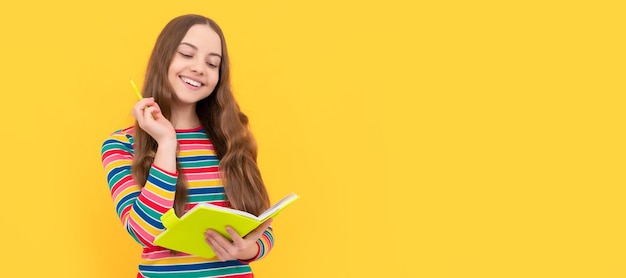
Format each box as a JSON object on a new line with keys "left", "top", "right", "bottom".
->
{"left": 101, "top": 126, "right": 274, "bottom": 278}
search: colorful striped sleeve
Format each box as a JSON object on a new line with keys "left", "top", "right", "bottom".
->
{"left": 101, "top": 129, "right": 178, "bottom": 247}
{"left": 240, "top": 227, "right": 274, "bottom": 263}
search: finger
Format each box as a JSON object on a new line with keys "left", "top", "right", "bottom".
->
{"left": 205, "top": 236, "right": 225, "bottom": 261}
{"left": 205, "top": 232, "right": 232, "bottom": 261}
{"left": 134, "top": 97, "right": 155, "bottom": 111}
{"left": 244, "top": 218, "right": 273, "bottom": 241}
{"left": 143, "top": 106, "right": 159, "bottom": 121}
{"left": 209, "top": 230, "right": 240, "bottom": 258}
{"left": 207, "top": 230, "right": 236, "bottom": 249}
{"left": 225, "top": 226, "right": 245, "bottom": 246}
{"left": 132, "top": 98, "right": 155, "bottom": 119}
{"left": 148, "top": 106, "right": 164, "bottom": 120}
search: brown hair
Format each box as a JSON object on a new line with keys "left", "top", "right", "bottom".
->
{"left": 131, "top": 14, "right": 270, "bottom": 217}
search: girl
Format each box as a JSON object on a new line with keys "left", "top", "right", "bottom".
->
{"left": 101, "top": 14, "right": 274, "bottom": 277}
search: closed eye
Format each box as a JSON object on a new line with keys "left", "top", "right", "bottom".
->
{"left": 179, "top": 52, "right": 192, "bottom": 58}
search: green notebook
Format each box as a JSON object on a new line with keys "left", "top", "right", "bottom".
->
{"left": 153, "top": 192, "right": 300, "bottom": 258}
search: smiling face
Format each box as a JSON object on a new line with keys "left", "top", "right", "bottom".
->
{"left": 167, "top": 24, "right": 222, "bottom": 107}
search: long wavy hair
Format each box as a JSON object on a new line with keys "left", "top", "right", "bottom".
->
{"left": 131, "top": 14, "right": 270, "bottom": 217}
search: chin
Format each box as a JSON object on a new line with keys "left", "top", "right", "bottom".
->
{"left": 175, "top": 94, "right": 210, "bottom": 105}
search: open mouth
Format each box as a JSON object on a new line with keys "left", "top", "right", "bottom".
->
{"left": 180, "top": 76, "right": 204, "bottom": 88}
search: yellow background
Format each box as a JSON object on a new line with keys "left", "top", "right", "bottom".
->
{"left": 0, "top": 0, "right": 624, "bottom": 277}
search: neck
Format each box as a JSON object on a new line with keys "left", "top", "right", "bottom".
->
{"left": 170, "top": 103, "right": 200, "bottom": 130}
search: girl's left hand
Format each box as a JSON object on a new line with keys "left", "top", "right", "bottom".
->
{"left": 204, "top": 218, "right": 273, "bottom": 261}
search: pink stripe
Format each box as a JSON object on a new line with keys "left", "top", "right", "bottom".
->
{"left": 121, "top": 126, "right": 134, "bottom": 133}
{"left": 121, "top": 211, "right": 130, "bottom": 224}
{"left": 179, "top": 144, "right": 214, "bottom": 151}
{"left": 102, "top": 154, "right": 130, "bottom": 167}
{"left": 142, "top": 189, "right": 174, "bottom": 208}
{"left": 260, "top": 234, "right": 270, "bottom": 249}
{"left": 185, "top": 172, "right": 221, "bottom": 181}
{"left": 111, "top": 179, "right": 136, "bottom": 201}
{"left": 142, "top": 250, "right": 192, "bottom": 260}
{"left": 128, "top": 216, "right": 157, "bottom": 243}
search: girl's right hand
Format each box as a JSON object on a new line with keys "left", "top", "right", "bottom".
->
{"left": 132, "top": 98, "right": 176, "bottom": 144}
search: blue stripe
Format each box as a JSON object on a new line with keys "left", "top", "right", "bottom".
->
{"left": 102, "top": 138, "right": 127, "bottom": 147}
{"left": 122, "top": 140, "right": 133, "bottom": 152}
{"left": 116, "top": 192, "right": 139, "bottom": 214}
{"left": 265, "top": 229, "right": 274, "bottom": 243}
{"left": 177, "top": 155, "right": 216, "bottom": 162}
{"left": 101, "top": 139, "right": 121, "bottom": 154}
{"left": 102, "top": 138, "right": 118, "bottom": 146}
{"left": 116, "top": 198, "right": 135, "bottom": 217}
{"left": 139, "top": 260, "right": 244, "bottom": 271}
{"left": 147, "top": 174, "right": 176, "bottom": 191}
{"left": 133, "top": 202, "right": 164, "bottom": 229}
{"left": 107, "top": 165, "right": 130, "bottom": 183}
{"left": 102, "top": 138, "right": 133, "bottom": 153}
{"left": 188, "top": 187, "right": 224, "bottom": 194}
{"left": 258, "top": 240, "right": 265, "bottom": 258}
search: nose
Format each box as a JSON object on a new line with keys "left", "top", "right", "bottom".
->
{"left": 190, "top": 58, "right": 204, "bottom": 74}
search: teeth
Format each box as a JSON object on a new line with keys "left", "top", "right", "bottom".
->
{"left": 181, "top": 76, "right": 201, "bottom": 87}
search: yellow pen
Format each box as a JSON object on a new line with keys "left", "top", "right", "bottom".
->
{"left": 130, "top": 79, "right": 143, "bottom": 100}
{"left": 130, "top": 79, "right": 155, "bottom": 119}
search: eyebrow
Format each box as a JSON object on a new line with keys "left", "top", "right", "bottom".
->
{"left": 180, "top": 42, "right": 222, "bottom": 58}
